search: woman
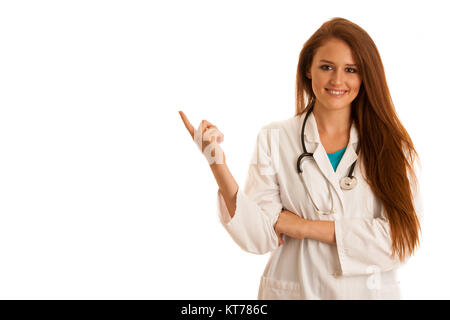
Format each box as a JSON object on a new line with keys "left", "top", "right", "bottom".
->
{"left": 179, "top": 17, "right": 423, "bottom": 299}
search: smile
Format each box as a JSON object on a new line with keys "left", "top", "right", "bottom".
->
{"left": 325, "top": 88, "right": 348, "bottom": 97}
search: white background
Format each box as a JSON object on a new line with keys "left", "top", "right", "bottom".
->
{"left": 0, "top": 0, "right": 448, "bottom": 299}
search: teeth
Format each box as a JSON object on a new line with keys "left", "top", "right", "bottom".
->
{"left": 327, "top": 89, "right": 346, "bottom": 95}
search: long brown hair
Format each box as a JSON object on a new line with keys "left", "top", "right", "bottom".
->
{"left": 295, "top": 17, "right": 421, "bottom": 261}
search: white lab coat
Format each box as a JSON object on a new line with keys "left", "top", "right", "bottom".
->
{"left": 217, "top": 111, "right": 423, "bottom": 299}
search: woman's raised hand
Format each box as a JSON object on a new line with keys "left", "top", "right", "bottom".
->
{"left": 178, "top": 110, "right": 226, "bottom": 165}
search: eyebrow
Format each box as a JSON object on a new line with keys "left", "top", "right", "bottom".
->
{"left": 319, "top": 59, "right": 357, "bottom": 67}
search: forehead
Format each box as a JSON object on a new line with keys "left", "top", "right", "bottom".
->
{"left": 313, "top": 38, "right": 356, "bottom": 64}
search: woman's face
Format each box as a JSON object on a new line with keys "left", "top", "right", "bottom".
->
{"left": 307, "top": 38, "right": 362, "bottom": 112}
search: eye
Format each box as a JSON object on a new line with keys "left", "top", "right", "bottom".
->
{"left": 319, "top": 65, "right": 358, "bottom": 73}
{"left": 320, "top": 65, "right": 332, "bottom": 71}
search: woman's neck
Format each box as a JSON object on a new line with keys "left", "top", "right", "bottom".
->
{"left": 313, "top": 103, "right": 352, "bottom": 136}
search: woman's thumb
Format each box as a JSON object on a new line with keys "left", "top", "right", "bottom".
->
{"left": 277, "top": 232, "right": 284, "bottom": 246}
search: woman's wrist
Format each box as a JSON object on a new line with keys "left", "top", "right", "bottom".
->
{"left": 298, "top": 218, "right": 310, "bottom": 239}
{"left": 303, "top": 220, "right": 336, "bottom": 245}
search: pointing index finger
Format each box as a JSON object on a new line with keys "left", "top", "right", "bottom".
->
{"left": 178, "top": 110, "right": 195, "bottom": 139}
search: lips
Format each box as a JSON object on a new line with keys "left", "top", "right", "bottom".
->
{"left": 326, "top": 88, "right": 347, "bottom": 93}
{"left": 325, "top": 88, "right": 348, "bottom": 97}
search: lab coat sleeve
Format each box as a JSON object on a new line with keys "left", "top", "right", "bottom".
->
{"left": 334, "top": 167, "right": 424, "bottom": 276}
{"left": 217, "top": 127, "right": 283, "bottom": 255}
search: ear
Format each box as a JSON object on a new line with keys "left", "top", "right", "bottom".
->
{"left": 306, "top": 68, "right": 312, "bottom": 79}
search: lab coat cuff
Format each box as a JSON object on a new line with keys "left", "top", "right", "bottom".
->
{"left": 334, "top": 218, "right": 348, "bottom": 276}
{"left": 334, "top": 218, "right": 406, "bottom": 276}
{"left": 216, "top": 188, "right": 279, "bottom": 254}
{"left": 334, "top": 218, "right": 377, "bottom": 276}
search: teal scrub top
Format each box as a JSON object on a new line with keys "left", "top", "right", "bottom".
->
{"left": 327, "top": 146, "right": 347, "bottom": 171}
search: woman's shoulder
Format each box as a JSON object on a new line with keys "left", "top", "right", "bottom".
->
{"left": 260, "top": 114, "right": 301, "bottom": 133}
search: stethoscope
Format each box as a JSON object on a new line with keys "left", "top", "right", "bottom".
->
{"left": 296, "top": 105, "right": 358, "bottom": 215}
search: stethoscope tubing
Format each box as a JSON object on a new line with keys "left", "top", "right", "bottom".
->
{"left": 297, "top": 105, "right": 358, "bottom": 180}
{"left": 296, "top": 105, "right": 358, "bottom": 214}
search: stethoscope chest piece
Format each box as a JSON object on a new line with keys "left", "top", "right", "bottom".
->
{"left": 340, "top": 176, "right": 357, "bottom": 190}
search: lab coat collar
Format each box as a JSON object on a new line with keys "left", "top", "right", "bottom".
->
{"left": 298, "top": 110, "right": 360, "bottom": 213}
{"left": 301, "top": 110, "right": 359, "bottom": 147}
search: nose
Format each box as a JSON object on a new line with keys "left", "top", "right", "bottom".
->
{"left": 330, "top": 68, "right": 345, "bottom": 86}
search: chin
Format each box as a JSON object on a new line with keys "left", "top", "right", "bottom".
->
{"left": 320, "top": 97, "right": 352, "bottom": 110}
